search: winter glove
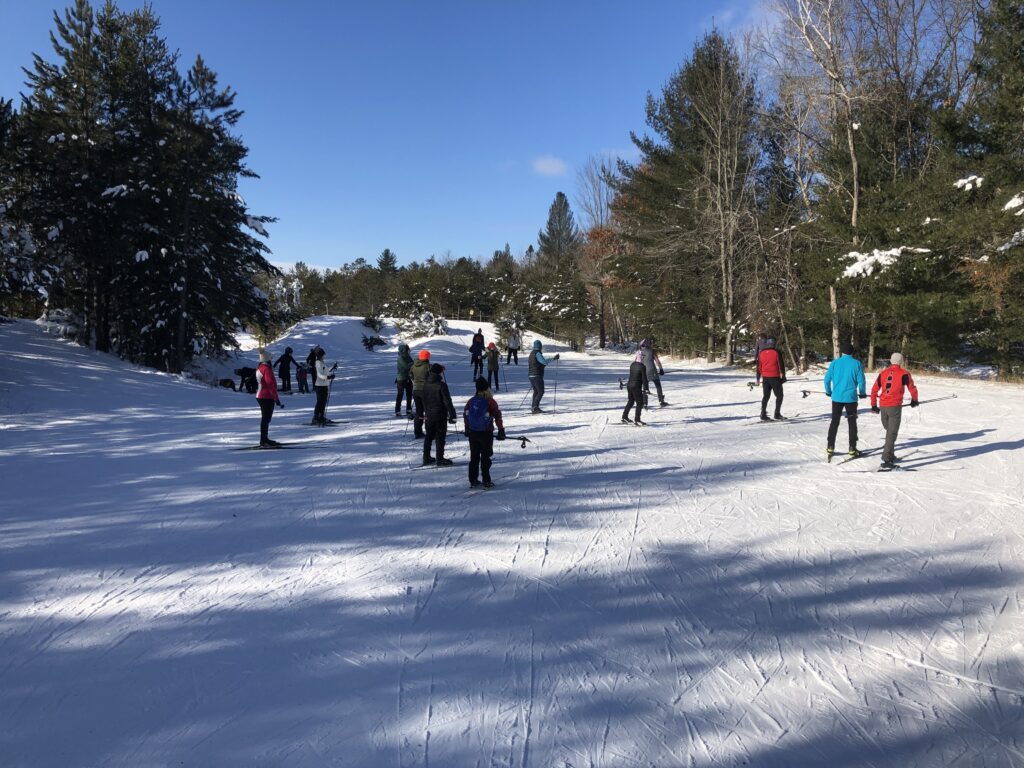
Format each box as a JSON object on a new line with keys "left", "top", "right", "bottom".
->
{"left": 871, "top": 405, "right": 880, "bottom": 414}
{"left": 464, "top": 428, "right": 471, "bottom": 438}
{"left": 276, "top": 399, "right": 284, "bottom": 408}
{"left": 448, "top": 417, "right": 457, "bottom": 425}
{"left": 328, "top": 374, "right": 335, "bottom": 381}
{"left": 497, "top": 429, "right": 506, "bottom": 441}
{"left": 858, "top": 393, "right": 867, "bottom": 399}
{"left": 910, "top": 399, "right": 919, "bottom": 408}
{"left": 781, "top": 377, "right": 787, "bottom": 384}
{"left": 659, "top": 368, "right": 665, "bottom": 376}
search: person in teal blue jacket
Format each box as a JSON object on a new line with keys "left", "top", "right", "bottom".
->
{"left": 823, "top": 341, "right": 867, "bottom": 460}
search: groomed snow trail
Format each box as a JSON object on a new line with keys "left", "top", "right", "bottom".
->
{"left": 1, "top": 316, "right": 1023, "bottom": 767}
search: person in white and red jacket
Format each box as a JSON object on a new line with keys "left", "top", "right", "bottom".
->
{"left": 870, "top": 352, "right": 919, "bottom": 468}
{"left": 255, "top": 349, "right": 284, "bottom": 447}
{"left": 756, "top": 337, "right": 787, "bottom": 421}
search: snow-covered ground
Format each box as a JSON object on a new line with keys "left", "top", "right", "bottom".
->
{"left": 2, "top": 316, "right": 1023, "bottom": 767}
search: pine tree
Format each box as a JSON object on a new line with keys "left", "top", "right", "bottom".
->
{"left": 377, "top": 248, "right": 398, "bottom": 274}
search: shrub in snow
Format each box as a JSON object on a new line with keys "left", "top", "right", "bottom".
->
{"left": 361, "top": 313, "right": 384, "bottom": 333}
{"left": 361, "top": 334, "right": 386, "bottom": 351}
{"left": 386, "top": 299, "right": 448, "bottom": 339}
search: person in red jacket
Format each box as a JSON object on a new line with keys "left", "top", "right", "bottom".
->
{"left": 255, "top": 349, "right": 284, "bottom": 447}
{"left": 756, "top": 337, "right": 787, "bottom": 421}
{"left": 870, "top": 352, "right": 919, "bottom": 468}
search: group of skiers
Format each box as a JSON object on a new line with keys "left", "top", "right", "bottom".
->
{"left": 753, "top": 332, "right": 920, "bottom": 469}
{"left": 249, "top": 325, "right": 924, "bottom": 474}
{"left": 250, "top": 345, "right": 338, "bottom": 446}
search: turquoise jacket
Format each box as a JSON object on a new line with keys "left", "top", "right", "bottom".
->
{"left": 824, "top": 354, "right": 867, "bottom": 403}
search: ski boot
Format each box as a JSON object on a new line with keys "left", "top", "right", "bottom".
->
{"left": 422, "top": 456, "right": 436, "bottom": 466}
{"left": 659, "top": 399, "right": 669, "bottom": 408}
{"left": 483, "top": 480, "right": 494, "bottom": 488}
{"left": 826, "top": 447, "right": 835, "bottom": 463}
{"left": 760, "top": 412, "right": 771, "bottom": 422}
{"left": 436, "top": 457, "right": 454, "bottom": 467}
{"left": 848, "top": 448, "right": 861, "bottom": 459}
{"left": 773, "top": 413, "right": 787, "bottom": 421}
{"left": 621, "top": 417, "right": 632, "bottom": 424}
{"left": 633, "top": 419, "right": 646, "bottom": 426}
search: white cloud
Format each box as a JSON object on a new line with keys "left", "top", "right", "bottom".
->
{"left": 532, "top": 155, "right": 568, "bottom": 177}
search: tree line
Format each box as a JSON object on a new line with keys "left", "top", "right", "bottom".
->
{"left": 4, "top": 0, "right": 1023, "bottom": 375}
{"left": 0, "top": 0, "right": 277, "bottom": 371}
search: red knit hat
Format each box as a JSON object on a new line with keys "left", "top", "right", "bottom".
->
{"left": 419, "top": 349, "right": 430, "bottom": 360}
{"left": 487, "top": 342, "right": 496, "bottom": 349}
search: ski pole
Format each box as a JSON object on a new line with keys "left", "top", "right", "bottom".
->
{"left": 518, "top": 384, "right": 531, "bottom": 411}
{"left": 322, "top": 361, "right": 338, "bottom": 425}
{"left": 901, "top": 394, "right": 957, "bottom": 408}
{"left": 501, "top": 365, "right": 509, "bottom": 393}
{"left": 801, "top": 389, "right": 830, "bottom": 398}
{"left": 506, "top": 435, "right": 532, "bottom": 449}
{"left": 552, "top": 357, "right": 559, "bottom": 413}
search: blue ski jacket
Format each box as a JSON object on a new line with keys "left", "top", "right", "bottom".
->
{"left": 824, "top": 354, "right": 867, "bottom": 403}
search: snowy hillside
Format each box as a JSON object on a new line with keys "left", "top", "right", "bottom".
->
{"left": 2, "top": 316, "right": 1023, "bottom": 767}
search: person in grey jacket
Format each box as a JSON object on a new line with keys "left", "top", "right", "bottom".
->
{"left": 636, "top": 338, "right": 667, "bottom": 406}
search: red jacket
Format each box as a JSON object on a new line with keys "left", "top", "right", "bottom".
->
{"left": 871, "top": 364, "right": 918, "bottom": 408}
{"left": 757, "top": 347, "right": 785, "bottom": 379}
{"left": 256, "top": 361, "right": 279, "bottom": 400}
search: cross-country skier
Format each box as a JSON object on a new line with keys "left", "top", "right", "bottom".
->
{"left": 255, "top": 349, "right": 283, "bottom": 447}
{"left": 757, "top": 337, "right": 787, "bottom": 421}
{"left": 235, "top": 366, "right": 258, "bottom": 394}
{"left": 463, "top": 376, "right": 506, "bottom": 487}
{"left": 506, "top": 330, "right": 521, "bottom": 365}
{"left": 753, "top": 332, "right": 770, "bottom": 383}
{"left": 312, "top": 348, "right": 335, "bottom": 426}
{"left": 469, "top": 329, "right": 485, "bottom": 379}
{"left": 306, "top": 346, "right": 321, "bottom": 387}
{"left": 621, "top": 355, "right": 649, "bottom": 425}
{"left": 275, "top": 346, "right": 299, "bottom": 393}
{"left": 870, "top": 352, "right": 920, "bottom": 469}
{"left": 296, "top": 363, "right": 309, "bottom": 393}
{"left": 824, "top": 341, "right": 867, "bottom": 460}
{"left": 635, "top": 339, "right": 667, "bottom": 406}
{"left": 486, "top": 342, "right": 500, "bottom": 391}
{"left": 411, "top": 349, "right": 431, "bottom": 439}
{"left": 527, "top": 340, "right": 559, "bottom": 413}
{"left": 422, "top": 362, "right": 457, "bottom": 466}
{"left": 395, "top": 343, "right": 414, "bottom": 418}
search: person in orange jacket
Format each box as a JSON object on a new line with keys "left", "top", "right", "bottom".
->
{"left": 870, "top": 352, "right": 919, "bottom": 469}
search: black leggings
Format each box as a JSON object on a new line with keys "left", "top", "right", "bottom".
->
{"left": 395, "top": 379, "right": 412, "bottom": 414}
{"left": 827, "top": 401, "right": 859, "bottom": 450}
{"left": 622, "top": 385, "right": 644, "bottom": 421}
{"left": 488, "top": 369, "right": 500, "bottom": 390}
{"left": 530, "top": 377, "right": 545, "bottom": 410}
{"left": 506, "top": 349, "right": 518, "bottom": 365}
{"left": 314, "top": 386, "right": 329, "bottom": 422}
{"left": 423, "top": 419, "right": 448, "bottom": 460}
{"left": 761, "top": 377, "right": 783, "bottom": 416}
{"left": 258, "top": 398, "right": 275, "bottom": 442}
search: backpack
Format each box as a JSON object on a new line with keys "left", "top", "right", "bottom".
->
{"left": 466, "top": 396, "right": 492, "bottom": 432}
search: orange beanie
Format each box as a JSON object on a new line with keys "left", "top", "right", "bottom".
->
{"left": 419, "top": 349, "right": 430, "bottom": 360}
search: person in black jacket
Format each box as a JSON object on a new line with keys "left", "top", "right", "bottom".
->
{"left": 275, "top": 346, "right": 298, "bottom": 393}
{"left": 421, "top": 363, "right": 457, "bottom": 466}
{"left": 305, "top": 346, "right": 321, "bottom": 387}
{"left": 235, "top": 366, "right": 258, "bottom": 394}
{"left": 621, "top": 359, "right": 649, "bottom": 424}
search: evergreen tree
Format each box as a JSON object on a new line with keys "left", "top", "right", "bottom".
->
{"left": 377, "top": 248, "right": 398, "bottom": 274}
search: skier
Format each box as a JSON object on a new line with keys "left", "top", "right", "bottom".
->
{"left": 753, "top": 332, "right": 769, "bottom": 384}
{"left": 421, "top": 362, "right": 457, "bottom": 466}
{"left": 870, "top": 352, "right": 920, "bottom": 469}
{"left": 486, "top": 342, "right": 501, "bottom": 391}
{"left": 306, "top": 346, "right": 321, "bottom": 387}
{"left": 506, "top": 329, "right": 521, "bottom": 365}
{"left": 312, "top": 348, "right": 335, "bottom": 425}
{"left": 255, "top": 349, "right": 283, "bottom": 447}
{"left": 410, "top": 349, "right": 431, "bottom": 439}
{"left": 757, "top": 337, "right": 787, "bottom": 421}
{"left": 527, "top": 340, "right": 559, "bottom": 413}
{"left": 235, "top": 366, "right": 258, "bottom": 394}
{"left": 463, "top": 376, "right": 506, "bottom": 487}
{"left": 823, "top": 341, "right": 867, "bottom": 460}
{"left": 395, "top": 343, "right": 414, "bottom": 418}
{"left": 469, "top": 328, "right": 485, "bottom": 379}
{"left": 275, "top": 346, "right": 299, "bottom": 393}
{"left": 636, "top": 338, "right": 667, "bottom": 406}
{"left": 296, "top": 363, "right": 309, "bottom": 394}
{"left": 621, "top": 355, "right": 649, "bottom": 425}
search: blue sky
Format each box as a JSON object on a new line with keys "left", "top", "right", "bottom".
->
{"left": 0, "top": 0, "right": 764, "bottom": 269}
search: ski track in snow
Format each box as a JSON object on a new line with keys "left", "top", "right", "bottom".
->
{"left": 1, "top": 316, "right": 1024, "bottom": 766}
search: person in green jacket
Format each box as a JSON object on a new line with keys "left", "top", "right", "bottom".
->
{"left": 485, "top": 342, "right": 501, "bottom": 391}
{"left": 395, "top": 343, "right": 414, "bottom": 418}
{"left": 410, "top": 349, "right": 432, "bottom": 438}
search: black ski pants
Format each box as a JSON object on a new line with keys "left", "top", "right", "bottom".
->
{"left": 395, "top": 379, "right": 412, "bottom": 415}
{"left": 467, "top": 430, "right": 494, "bottom": 484}
{"left": 487, "top": 368, "right": 500, "bottom": 391}
{"left": 650, "top": 374, "right": 664, "bottom": 403}
{"left": 761, "top": 377, "right": 783, "bottom": 417}
{"left": 258, "top": 397, "right": 275, "bottom": 442}
{"left": 413, "top": 392, "right": 425, "bottom": 437}
{"left": 279, "top": 369, "right": 291, "bottom": 392}
{"left": 622, "top": 385, "right": 644, "bottom": 422}
{"left": 506, "top": 348, "right": 518, "bottom": 365}
{"left": 530, "top": 376, "right": 545, "bottom": 411}
{"left": 298, "top": 377, "right": 309, "bottom": 393}
{"left": 423, "top": 419, "right": 448, "bottom": 461}
{"left": 313, "top": 386, "right": 329, "bottom": 423}
{"left": 827, "top": 401, "right": 859, "bottom": 450}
